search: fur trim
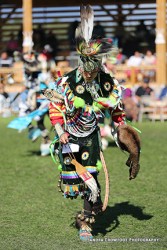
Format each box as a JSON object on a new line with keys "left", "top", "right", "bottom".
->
{"left": 117, "top": 124, "right": 141, "bottom": 180}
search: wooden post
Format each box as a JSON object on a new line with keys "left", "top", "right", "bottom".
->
{"left": 130, "top": 67, "right": 136, "bottom": 84}
{"left": 156, "top": 0, "right": 167, "bottom": 85}
{"left": 22, "top": 0, "right": 33, "bottom": 52}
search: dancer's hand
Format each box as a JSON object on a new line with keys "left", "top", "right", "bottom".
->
{"left": 59, "top": 132, "right": 69, "bottom": 144}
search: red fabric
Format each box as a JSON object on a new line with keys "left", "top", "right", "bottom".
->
{"left": 49, "top": 102, "right": 65, "bottom": 126}
{"left": 112, "top": 106, "right": 126, "bottom": 124}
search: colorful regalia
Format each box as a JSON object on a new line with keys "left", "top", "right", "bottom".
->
{"left": 43, "top": 5, "right": 141, "bottom": 241}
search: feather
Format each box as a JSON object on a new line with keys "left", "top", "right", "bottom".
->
{"left": 76, "top": 5, "right": 116, "bottom": 63}
{"left": 86, "top": 5, "right": 94, "bottom": 42}
{"left": 75, "top": 26, "right": 82, "bottom": 38}
{"left": 80, "top": 5, "right": 87, "bottom": 40}
{"left": 71, "top": 159, "right": 99, "bottom": 203}
{"left": 80, "top": 5, "right": 94, "bottom": 44}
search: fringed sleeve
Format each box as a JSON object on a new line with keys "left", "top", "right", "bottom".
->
{"left": 49, "top": 102, "right": 66, "bottom": 126}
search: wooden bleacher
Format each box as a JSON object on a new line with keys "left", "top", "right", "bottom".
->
{"left": 0, "top": 62, "right": 24, "bottom": 93}
{"left": 0, "top": 63, "right": 157, "bottom": 93}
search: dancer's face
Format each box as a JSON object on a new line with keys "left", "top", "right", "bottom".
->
{"left": 82, "top": 70, "right": 98, "bottom": 83}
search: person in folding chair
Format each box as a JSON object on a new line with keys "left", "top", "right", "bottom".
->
{"left": 43, "top": 5, "right": 141, "bottom": 241}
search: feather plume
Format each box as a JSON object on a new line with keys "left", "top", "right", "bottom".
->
{"left": 86, "top": 5, "right": 94, "bottom": 42}
{"left": 80, "top": 5, "right": 94, "bottom": 43}
{"left": 75, "top": 5, "right": 116, "bottom": 69}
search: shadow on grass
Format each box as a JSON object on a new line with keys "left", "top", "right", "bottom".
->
{"left": 25, "top": 150, "right": 42, "bottom": 156}
{"left": 93, "top": 201, "right": 153, "bottom": 236}
{"left": 108, "top": 141, "right": 117, "bottom": 147}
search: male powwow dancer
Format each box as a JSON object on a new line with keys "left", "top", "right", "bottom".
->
{"left": 43, "top": 5, "right": 141, "bottom": 241}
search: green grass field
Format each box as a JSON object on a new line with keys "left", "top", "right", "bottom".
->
{"left": 0, "top": 117, "right": 167, "bottom": 250}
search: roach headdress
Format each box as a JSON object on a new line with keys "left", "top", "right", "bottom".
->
{"left": 75, "top": 5, "right": 116, "bottom": 72}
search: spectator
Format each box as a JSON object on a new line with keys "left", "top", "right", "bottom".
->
{"left": 126, "top": 51, "right": 143, "bottom": 80}
{"left": 0, "top": 83, "right": 11, "bottom": 116}
{"left": 104, "top": 57, "right": 117, "bottom": 77}
{"left": 127, "top": 51, "right": 143, "bottom": 67}
{"left": 116, "top": 48, "right": 127, "bottom": 64}
{"left": 35, "top": 24, "right": 46, "bottom": 42}
{"left": 158, "top": 85, "right": 167, "bottom": 100}
{"left": 0, "top": 51, "right": 13, "bottom": 67}
{"left": 67, "top": 20, "right": 79, "bottom": 51}
{"left": 38, "top": 45, "right": 56, "bottom": 72}
{"left": 135, "top": 20, "right": 149, "bottom": 47}
{"left": 92, "top": 21, "right": 105, "bottom": 38}
{"left": 148, "top": 22, "right": 156, "bottom": 51}
{"left": 13, "top": 51, "right": 22, "bottom": 62}
{"left": 135, "top": 77, "right": 154, "bottom": 105}
{"left": 17, "top": 26, "right": 23, "bottom": 49}
{"left": 33, "top": 24, "right": 46, "bottom": 52}
{"left": 142, "top": 50, "right": 156, "bottom": 81}
{"left": 6, "top": 33, "right": 19, "bottom": 56}
{"left": 122, "top": 32, "right": 139, "bottom": 57}
{"left": 113, "top": 21, "right": 127, "bottom": 48}
{"left": 55, "top": 60, "right": 73, "bottom": 76}
{"left": 0, "top": 83, "right": 9, "bottom": 101}
{"left": 45, "top": 31, "right": 58, "bottom": 57}
{"left": 143, "top": 50, "right": 156, "bottom": 65}
{"left": 121, "top": 81, "right": 139, "bottom": 122}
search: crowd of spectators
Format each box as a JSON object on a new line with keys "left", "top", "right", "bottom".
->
{"left": 0, "top": 20, "right": 166, "bottom": 124}
{"left": 2, "top": 25, "right": 59, "bottom": 61}
{"left": 0, "top": 20, "right": 156, "bottom": 70}
{"left": 114, "top": 20, "right": 156, "bottom": 57}
{"left": 117, "top": 76, "right": 167, "bottom": 122}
